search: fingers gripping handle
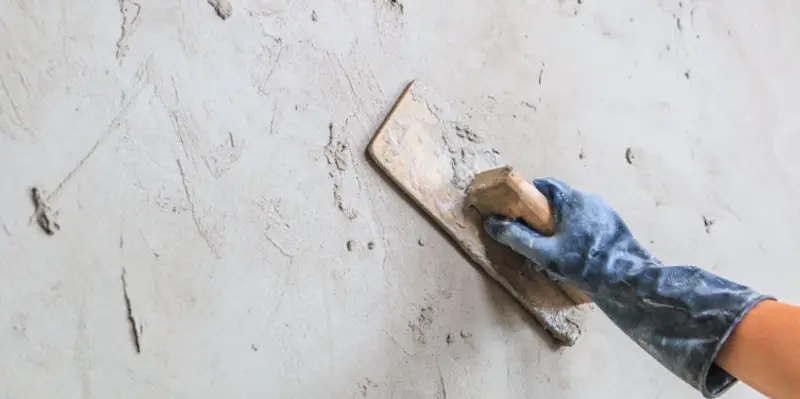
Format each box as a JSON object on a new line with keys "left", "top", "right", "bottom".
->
{"left": 467, "top": 167, "right": 591, "bottom": 305}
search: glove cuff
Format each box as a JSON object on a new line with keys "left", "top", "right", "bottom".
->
{"left": 592, "top": 265, "right": 772, "bottom": 398}
{"left": 697, "top": 295, "right": 773, "bottom": 398}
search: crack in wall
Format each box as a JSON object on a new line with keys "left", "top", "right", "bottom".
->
{"left": 121, "top": 265, "right": 142, "bottom": 353}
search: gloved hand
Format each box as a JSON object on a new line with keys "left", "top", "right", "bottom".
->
{"left": 484, "top": 178, "right": 772, "bottom": 398}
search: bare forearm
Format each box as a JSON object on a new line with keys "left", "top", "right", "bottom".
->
{"left": 717, "top": 300, "right": 800, "bottom": 398}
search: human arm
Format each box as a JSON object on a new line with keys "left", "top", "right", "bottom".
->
{"left": 716, "top": 300, "right": 800, "bottom": 398}
{"left": 483, "top": 178, "right": 777, "bottom": 398}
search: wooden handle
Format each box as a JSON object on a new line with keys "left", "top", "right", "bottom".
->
{"left": 466, "top": 166, "right": 555, "bottom": 235}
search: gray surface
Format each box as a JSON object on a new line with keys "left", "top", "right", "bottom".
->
{"left": 1, "top": 0, "right": 798, "bottom": 397}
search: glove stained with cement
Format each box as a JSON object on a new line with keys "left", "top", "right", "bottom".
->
{"left": 484, "top": 178, "right": 772, "bottom": 398}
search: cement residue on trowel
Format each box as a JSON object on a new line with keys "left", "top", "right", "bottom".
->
{"left": 449, "top": 147, "right": 500, "bottom": 190}
{"left": 412, "top": 87, "right": 500, "bottom": 191}
{"left": 453, "top": 123, "right": 484, "bottom": 144}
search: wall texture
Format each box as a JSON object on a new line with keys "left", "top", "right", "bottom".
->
{"left": 1, "top": 0, "right": 798, "bottom": 397}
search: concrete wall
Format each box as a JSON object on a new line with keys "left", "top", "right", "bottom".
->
{"left": 1, "top": 0, "right": 798, "bottom": 397}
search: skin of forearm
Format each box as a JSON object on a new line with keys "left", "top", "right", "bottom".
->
{"left": 716, "top": 300, "right": 800, "bottom": 398}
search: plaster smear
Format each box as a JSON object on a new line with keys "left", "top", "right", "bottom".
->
{"left": 449, "top": 147, "right": 500, "bottom": 190}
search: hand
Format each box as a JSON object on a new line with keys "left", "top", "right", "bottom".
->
{"left": 483, "top": 177, "right": 658, "bottom": 296}
{"left": 482, "top": 178, "right": 770, "bottom": 398}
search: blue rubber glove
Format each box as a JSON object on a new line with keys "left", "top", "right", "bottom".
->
{"left": 484, "top": 178, "right": 772, "bottom": 398}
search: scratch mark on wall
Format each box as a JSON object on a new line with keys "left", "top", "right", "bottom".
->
{"left": 538, "top": 63, "right": 544, "bottom": 85}
{"left": 44, "top": 59, "right": 150, "bottom": 203}
{"left": 331, "top": 55, "right": 371, "bottom": 120}
{"left": 263, "top": 231, "right": 293, "bottom": 260}
{"left": 121, "top": 265, "right": 142, "bottom": 353}
{"left": 435, "top": 367, "right": 448, "bottom": 399}
{"left": 258, "top": 41, "right": 284, "bottom": 95}
{"left": 47, "top": 94, "right": 136, "bottom": 201}
{"left": 175, "top": 159, "right": 219, "bottom": 257}
{"left": 73, "top": 295, "right": 92, "bottom": 399}
{"left": 257, "top": 197, "right": 291, "bottom": 229}
{"left": 358, "top": 56, "right": 386, "bottom": 102}
{"left": 255, "top": 203, "right": 294, "bottom": 333}
{"left": 15, "top": 70, "right": 30, "bottom": 95}
{"left": 168, "top": 111, "right": 193, "bottom": 160}
{"left": 116, "top": 0, "right": 142, "bottom": 62}
{"left": 521, "top": 100, "right": 538, "bottom": 111}
{"left": 201, "top": 136, "right": 242, "bottom": 179}
{"left": 0, "top": 76, "right": 31, "bottom": 136}
{"left": 383, "top": 330, "right": 412, "bottom": 356}
{"left": 342, "top": 116, "right": 366, "bottom": 193}
{"left": 138, "top": 230, "right": 161, "bottom": 257}
{"left": 268, "top": 102, "right": 279, "bottom": 135}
